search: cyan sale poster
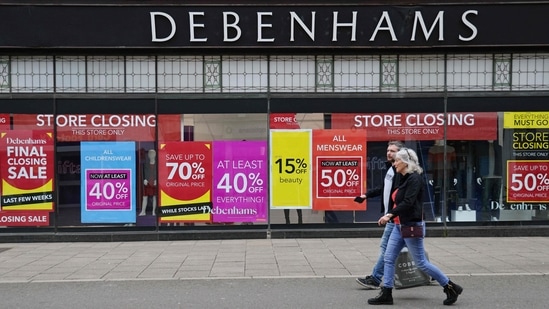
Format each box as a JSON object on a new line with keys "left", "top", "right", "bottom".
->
{"left": 81, "top": 141, "right": 136, "bottom": 223}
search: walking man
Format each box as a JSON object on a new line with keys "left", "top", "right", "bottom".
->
{"left": 354, "top": 140, "right": 405, "bottom": 289}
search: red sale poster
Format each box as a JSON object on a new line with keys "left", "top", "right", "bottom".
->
{"left": 0, "top": 130, "right": 54, "bottom": 212}
{"left": 312, "top": 129, "right": 367, "bottom": 211}
{"left": 158, "top": 141, "right": 212, "bottom": 223}
{"left": 507, "top": 160, "right": 549, "bottom": 202}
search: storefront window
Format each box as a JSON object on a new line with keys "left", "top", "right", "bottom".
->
{"left": 502, "top": 112, "right": 549, "bottom": 221}
{"left": 1, "top": 105, "right": 547, "bottom": 229}
{"left": 447, "top": 97, "right": 549, "bottom": 223}
{"left": 1, "top": 112, "right": 164, "bottom": 227}
{"left": 156, "top": 113, "right": 269, "bottom": 227}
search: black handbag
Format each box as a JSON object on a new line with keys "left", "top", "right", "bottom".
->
{"left": 400, "top": 222, "right": 424, "bottom": 238}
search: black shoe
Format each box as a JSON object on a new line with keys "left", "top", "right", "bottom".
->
{"left": 356, "top": 275, "right": 380, "bottom": 290}
{"left": 368, "top": 287, "right": 393, "bottom": 305}
{"left": 443, "top": 280, "right": 463, "bottom": 305}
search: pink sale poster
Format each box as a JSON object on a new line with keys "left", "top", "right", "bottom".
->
{"left": 212, "top": 141, "right": 267, "bottom": 223}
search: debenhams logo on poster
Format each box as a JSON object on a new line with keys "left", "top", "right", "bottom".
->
{"left": 150, "top": 9, "right": 478, "bottom": 43}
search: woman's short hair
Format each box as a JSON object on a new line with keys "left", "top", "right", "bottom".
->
{"left": 396, "top": 148, "right": 423, "bottom": 174}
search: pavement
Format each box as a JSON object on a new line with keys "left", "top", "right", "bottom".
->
{"left": 0, "top": 236, "right": 548, "bottom": 283}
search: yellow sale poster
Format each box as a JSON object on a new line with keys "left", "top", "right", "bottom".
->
{"left": 270, "top": 130, "right": 312, "bottom": 209}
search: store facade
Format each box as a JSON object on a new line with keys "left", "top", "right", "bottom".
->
{"left": 0, "top": 1, "right": 549, "bottom": 239}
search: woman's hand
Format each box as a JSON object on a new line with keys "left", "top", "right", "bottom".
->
{"left": 378, "top": 214, "right": 391, "bottom": 226}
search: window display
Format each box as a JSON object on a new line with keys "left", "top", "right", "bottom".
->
{"left": 1, "top": 108, "right": 547, "bottom": 229}
{"left": 502, "top": 112, "right": 549, "bottom": 221}
{"left": 139, "top": 149, "right": 157, "bottom": 217}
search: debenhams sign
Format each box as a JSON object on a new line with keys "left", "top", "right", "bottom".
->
{"left": 1, "top": 4, "right": 548, "bottom": 48}
{"left": 150, "top": 10, "right": 478, "bottom": 44}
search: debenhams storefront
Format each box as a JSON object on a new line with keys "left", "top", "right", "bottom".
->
{"left": 1, "top": 0, "right": 548, "bottom": 241}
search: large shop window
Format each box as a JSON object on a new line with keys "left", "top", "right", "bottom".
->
{"left": 4, "top": 112, "right": 165, "bottom": 228}
{"left": 326, "top": 111, "right": 500, "bottom": 223}
{"left": 447, "top": 97, "right": 549, "bottom": 223}
{"left": 269, "top": 97, "right": 549, "bottom": 224}
{"left": 502, "top": 113, "right": 549, "bottom": 221}
{"left": 155, "top": 113, "right": 271, "bottom": 226}
{"left": 2, "top": 97, "right": 547, "bottom": 229}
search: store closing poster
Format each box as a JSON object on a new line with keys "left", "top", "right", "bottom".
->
{"left": 0, "top": 130, "right": 53, "bottom": 226}
{"left": 331, "top": 112, "right": 497, "bottom": 141}
{"left": 12, "top": 114, "right": 181, "bottom": 142}
{"left": 212, "top": 141, "right": 268, "bottom": 223}
{"left": 504, "top": 112, "right": 549, "bottom": 206}
{"left": 81, "top": 141, "right": 136, "bottom": 223}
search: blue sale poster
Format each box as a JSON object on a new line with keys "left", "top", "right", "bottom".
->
{"left": 81, "top": 141, "right": 136, "bottom": 223}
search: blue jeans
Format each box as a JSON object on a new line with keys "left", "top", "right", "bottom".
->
{"left": 382, "top": 222, "right": 449, "bottom": 288}
{"left": 371, "top": 222, "right": 394, "bottom": 284}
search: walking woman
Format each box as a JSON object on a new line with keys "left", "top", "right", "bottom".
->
{"left": 368, "top": 148, "right": 463, "bottom": 306}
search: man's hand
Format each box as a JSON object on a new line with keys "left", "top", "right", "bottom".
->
{"left": 354, "top": 196, "right": 366, "bottom": 203}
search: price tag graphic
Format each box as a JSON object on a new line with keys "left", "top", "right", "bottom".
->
{"left": 86, "top": 170, "right": 131, "bottom": 210}
{"left": 316, "top": 158, "right": 361, "bottom": 197}
{"left": 274, "top": 157, "right": 309, "bottom": 175}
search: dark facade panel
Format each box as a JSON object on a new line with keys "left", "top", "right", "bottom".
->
{"left": 56, "top": 99, "right": 156, "bottom": 114}
{"left": 270, "top": 97, "right": 444, "bottom": 113}
{"left": 158, "top": 98, "right": 267, "bottom": 114}
{"left": 447, "top": 96, "right": 549, "bottom": 112}
{"left": 0, "top": 99, "right": 53, "bottom": 113}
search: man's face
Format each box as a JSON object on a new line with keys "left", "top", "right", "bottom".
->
{"left": 386, "top": 145, "right": 400, "bottom": 162}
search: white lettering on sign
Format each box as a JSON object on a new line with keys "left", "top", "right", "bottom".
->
{"left": 150, "top": 10, "right": 479, "bottom": 44}
{"left": 150, "top": 12, "right": 177, "bottom": 42}
{"left": 35, "top": 115, "right": 156, "bottom": 128}
{"left": 353, "top": 113, "right": 475, "bottom": 128}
